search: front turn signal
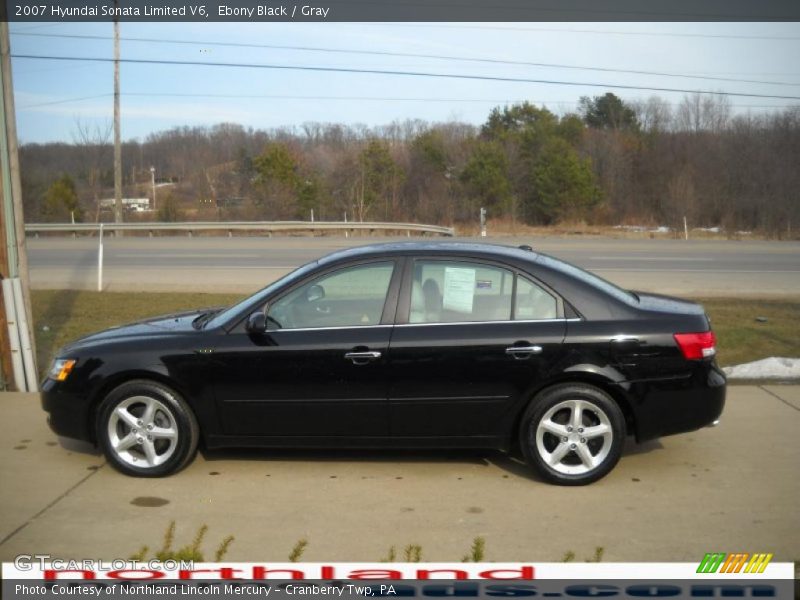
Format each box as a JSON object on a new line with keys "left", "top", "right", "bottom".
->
{"left": 48, "top": 359, "right": 77, "bottom": 381}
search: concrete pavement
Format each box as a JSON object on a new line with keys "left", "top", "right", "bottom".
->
{"left": 27, "top": 236, "right": 800, "bottom": 296}
{"left": 1, "top": 386, "right": 798, "bottom": 562}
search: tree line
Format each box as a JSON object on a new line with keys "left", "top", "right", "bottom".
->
{"left": 20, "top": 92, "right": 800, "bottom": 238}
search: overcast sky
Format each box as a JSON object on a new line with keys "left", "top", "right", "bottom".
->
{"left": 9, "top": 21, "right": 800, "bottom": 143}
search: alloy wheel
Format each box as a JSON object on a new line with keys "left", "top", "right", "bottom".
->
{"left": 535, "top": 399, "right": 613, "bottom": 475}
{"left": 107, "top": 395, "right": 179, "bottom": 468}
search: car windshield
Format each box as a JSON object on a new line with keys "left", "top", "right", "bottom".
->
{"left": 535, "top": 253, "right": 639, "bottom": 305}
{"left": 203, "top": 260, "right": 321, "bottom": 329}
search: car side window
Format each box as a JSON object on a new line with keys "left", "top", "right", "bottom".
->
{"left": 515, "top": 276, "right": 558, "bottom": 320}
{"left": 409, "top": 260, "right": 513, "bottom": 323}
{"left": 268, "top": 262, "right": 394, "bottom": 329}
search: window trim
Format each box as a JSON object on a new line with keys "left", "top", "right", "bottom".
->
{"left": 396, "top": 256, "right": 566, "bottom": 326}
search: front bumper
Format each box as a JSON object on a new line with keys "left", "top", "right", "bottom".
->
{"left": 40, "top": 378, "right": 95, "bottom": 443}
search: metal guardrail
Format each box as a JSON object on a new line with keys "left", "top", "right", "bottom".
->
{"left": 24, "top": 220, "right": 455, "bottom": 237}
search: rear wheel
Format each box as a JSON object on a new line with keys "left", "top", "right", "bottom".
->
{"left": 97, "top": 380, "right": 199, "bottom": 477}
{"left": 520, "top": 383, "right": 625, "bottom": 485}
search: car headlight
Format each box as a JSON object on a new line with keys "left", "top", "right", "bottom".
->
{"left": 48, "top": 358, "right": 76, "bottom": 381}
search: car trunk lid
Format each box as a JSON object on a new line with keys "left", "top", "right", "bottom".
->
{"left": 632, "top": 291, "right": 706, "bottom": 316}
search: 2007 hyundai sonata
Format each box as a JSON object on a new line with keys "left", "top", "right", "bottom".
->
{"left": 42, "top": 242, "right": 725, "bottom": 485}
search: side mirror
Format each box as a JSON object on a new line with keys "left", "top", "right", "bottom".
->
{"left": 246, "top": 312, "right": 267, "bottom": 334}
{"left": 306, "top": 284, "right": 325, "bottom": 303}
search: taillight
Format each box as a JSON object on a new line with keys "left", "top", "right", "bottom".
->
{"left": 674, "top": 331, "right": 716, "bottom": 360}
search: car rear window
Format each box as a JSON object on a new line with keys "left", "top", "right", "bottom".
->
{"left": 535, "top": 254, "right": 638, "bottom": 306}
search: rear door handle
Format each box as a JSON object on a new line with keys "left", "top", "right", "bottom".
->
{"left": 344, "top": 351, "right": 382, "bottom": 365}
{"left": 505, "top": 345, "right": 542, "bottom": 359}
{"left": 611, "top": 336, "right": 640, "bottom": 344}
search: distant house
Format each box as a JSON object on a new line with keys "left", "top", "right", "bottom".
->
{"left": 217, "top": 197, "right": 247, "bottom": 208}
{"left": 100, "top": 198, "right": 151, "bottom": 212}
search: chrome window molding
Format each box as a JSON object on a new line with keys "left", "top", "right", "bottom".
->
{"left": 258, "top": 317, "right": 583, "bottom": 333}
{"left": 396, "top": 318, "right": 579, "bottom": 328}
{"left": 265, "top": 324, "right": 393, "bottom": 333}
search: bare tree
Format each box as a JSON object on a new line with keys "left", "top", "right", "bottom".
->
{"left": 72, "top": 118, "right": 113, "bottom": 222}
{"left": 633, "top": 96, "right": 673, "bottom": 133}
{"left": 676, "top": 93, "right": 731, "bottom": 133}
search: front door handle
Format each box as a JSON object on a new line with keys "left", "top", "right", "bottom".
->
{"left": 505, "top": 345, "right": 543, "bottom": 359}
{"left": 344, "top": 351, "right": 382, "bottom": 365}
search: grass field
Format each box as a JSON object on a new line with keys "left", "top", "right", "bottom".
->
{"left": 31, "top": 290, "right": 799, "bottom": 375}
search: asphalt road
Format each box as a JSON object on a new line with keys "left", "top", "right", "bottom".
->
{"left": 1, "top": 386, "right": 798, "bottom": 561}
{"left": 26, "top": 235, "right": 800, "bottom": 296}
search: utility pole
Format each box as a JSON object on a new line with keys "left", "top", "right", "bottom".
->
{"left": 113, "top": 7, "right": 123, "bottom": 229}
{"left": 0, "top": 145, "right": 10, "bottom": 389}
{"left": 0, "top": 20, "right": 37, "bottom": 390}
{"left": 150, "top": 166, "right": 156, "bottom": 211}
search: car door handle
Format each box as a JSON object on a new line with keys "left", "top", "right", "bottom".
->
{"left": 505, "top": 345, "right": 542, "bottom": 359}
{"left": 344, "top": 351, "right": 382, "bottom": 364}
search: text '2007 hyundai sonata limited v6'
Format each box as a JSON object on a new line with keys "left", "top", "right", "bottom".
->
{"left": 41, "top": 242, "right": 725, "bottom": 485}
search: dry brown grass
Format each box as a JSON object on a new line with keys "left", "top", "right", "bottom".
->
{"left": 456, "top": 218, "right": 768, "bottom": 240}
{"left": 696, "top": 297, "right": 800, "bottom": 367}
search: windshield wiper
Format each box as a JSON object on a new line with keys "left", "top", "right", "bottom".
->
{"left": 192, "top": 308, "right": 223, "bottom": 330}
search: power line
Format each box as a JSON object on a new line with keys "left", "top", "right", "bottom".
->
{"left": 13, "top": 32, "right": 800, "bottom": 88}
{"left": 19, "top": 93, "right": 111, "bottom": 108}
{"left": 134, "top": 93, "right": 542, "bottom": 103}
{"left": 124, "top": 93, "right": 800, "bottom": 109}
{"left": 375, "top": 23, "right": 800, "bottom": 41}
{"left": 12, "top": 53, "right": 800, "bottom": 101}
{"left": 18, "top": 91, "right": 798, "bottom": 112}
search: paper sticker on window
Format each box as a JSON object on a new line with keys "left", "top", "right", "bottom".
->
{"left": 476, "top": 280, "right": 492, "bottom": 289}
{"left": 442, "top": 267, "right": 476, "bottom": 313}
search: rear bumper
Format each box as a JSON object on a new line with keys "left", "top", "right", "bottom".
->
{"left": 620, "top": 363, "right": 726, "bottom": 442}
{"left": 40, "top": 378, "right": 95, "bottom": 443}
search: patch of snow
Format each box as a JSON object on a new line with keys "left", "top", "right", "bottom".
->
{"left": 723, "top": 357, "right": 800, "bottom": 379}
{"left": 694, "top": 226, "right": 721, "bottom": 233}
{"left": 613, "top": 224, "right": 672, "bottom": 233}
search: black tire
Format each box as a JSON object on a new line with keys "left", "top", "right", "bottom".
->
{"left": 519, "top": 383, "right": 625, "bottom": 485}
{"left": 97, "top": 379, "right": 199, "bottom": 477}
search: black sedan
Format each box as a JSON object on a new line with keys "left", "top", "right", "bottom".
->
{"left": 42, "top": 242, "right": 725, "bottom": 485}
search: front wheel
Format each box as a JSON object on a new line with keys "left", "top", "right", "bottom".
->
{"left": 97, "top": 380, "right": 199, "bottom": 477}
{"left": 520, "top": 384, "right": 625, "bottom": 485}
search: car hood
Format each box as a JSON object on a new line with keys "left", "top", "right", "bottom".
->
{"left": 63, "top": 308, "right": 219, "bottom": 351}
{"left": 633, "top": 291, "right": 705, "bottom": 315}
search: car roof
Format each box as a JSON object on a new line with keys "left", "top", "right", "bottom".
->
{"left": 319, "top": 241, "right": 540, "bottom": 264}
